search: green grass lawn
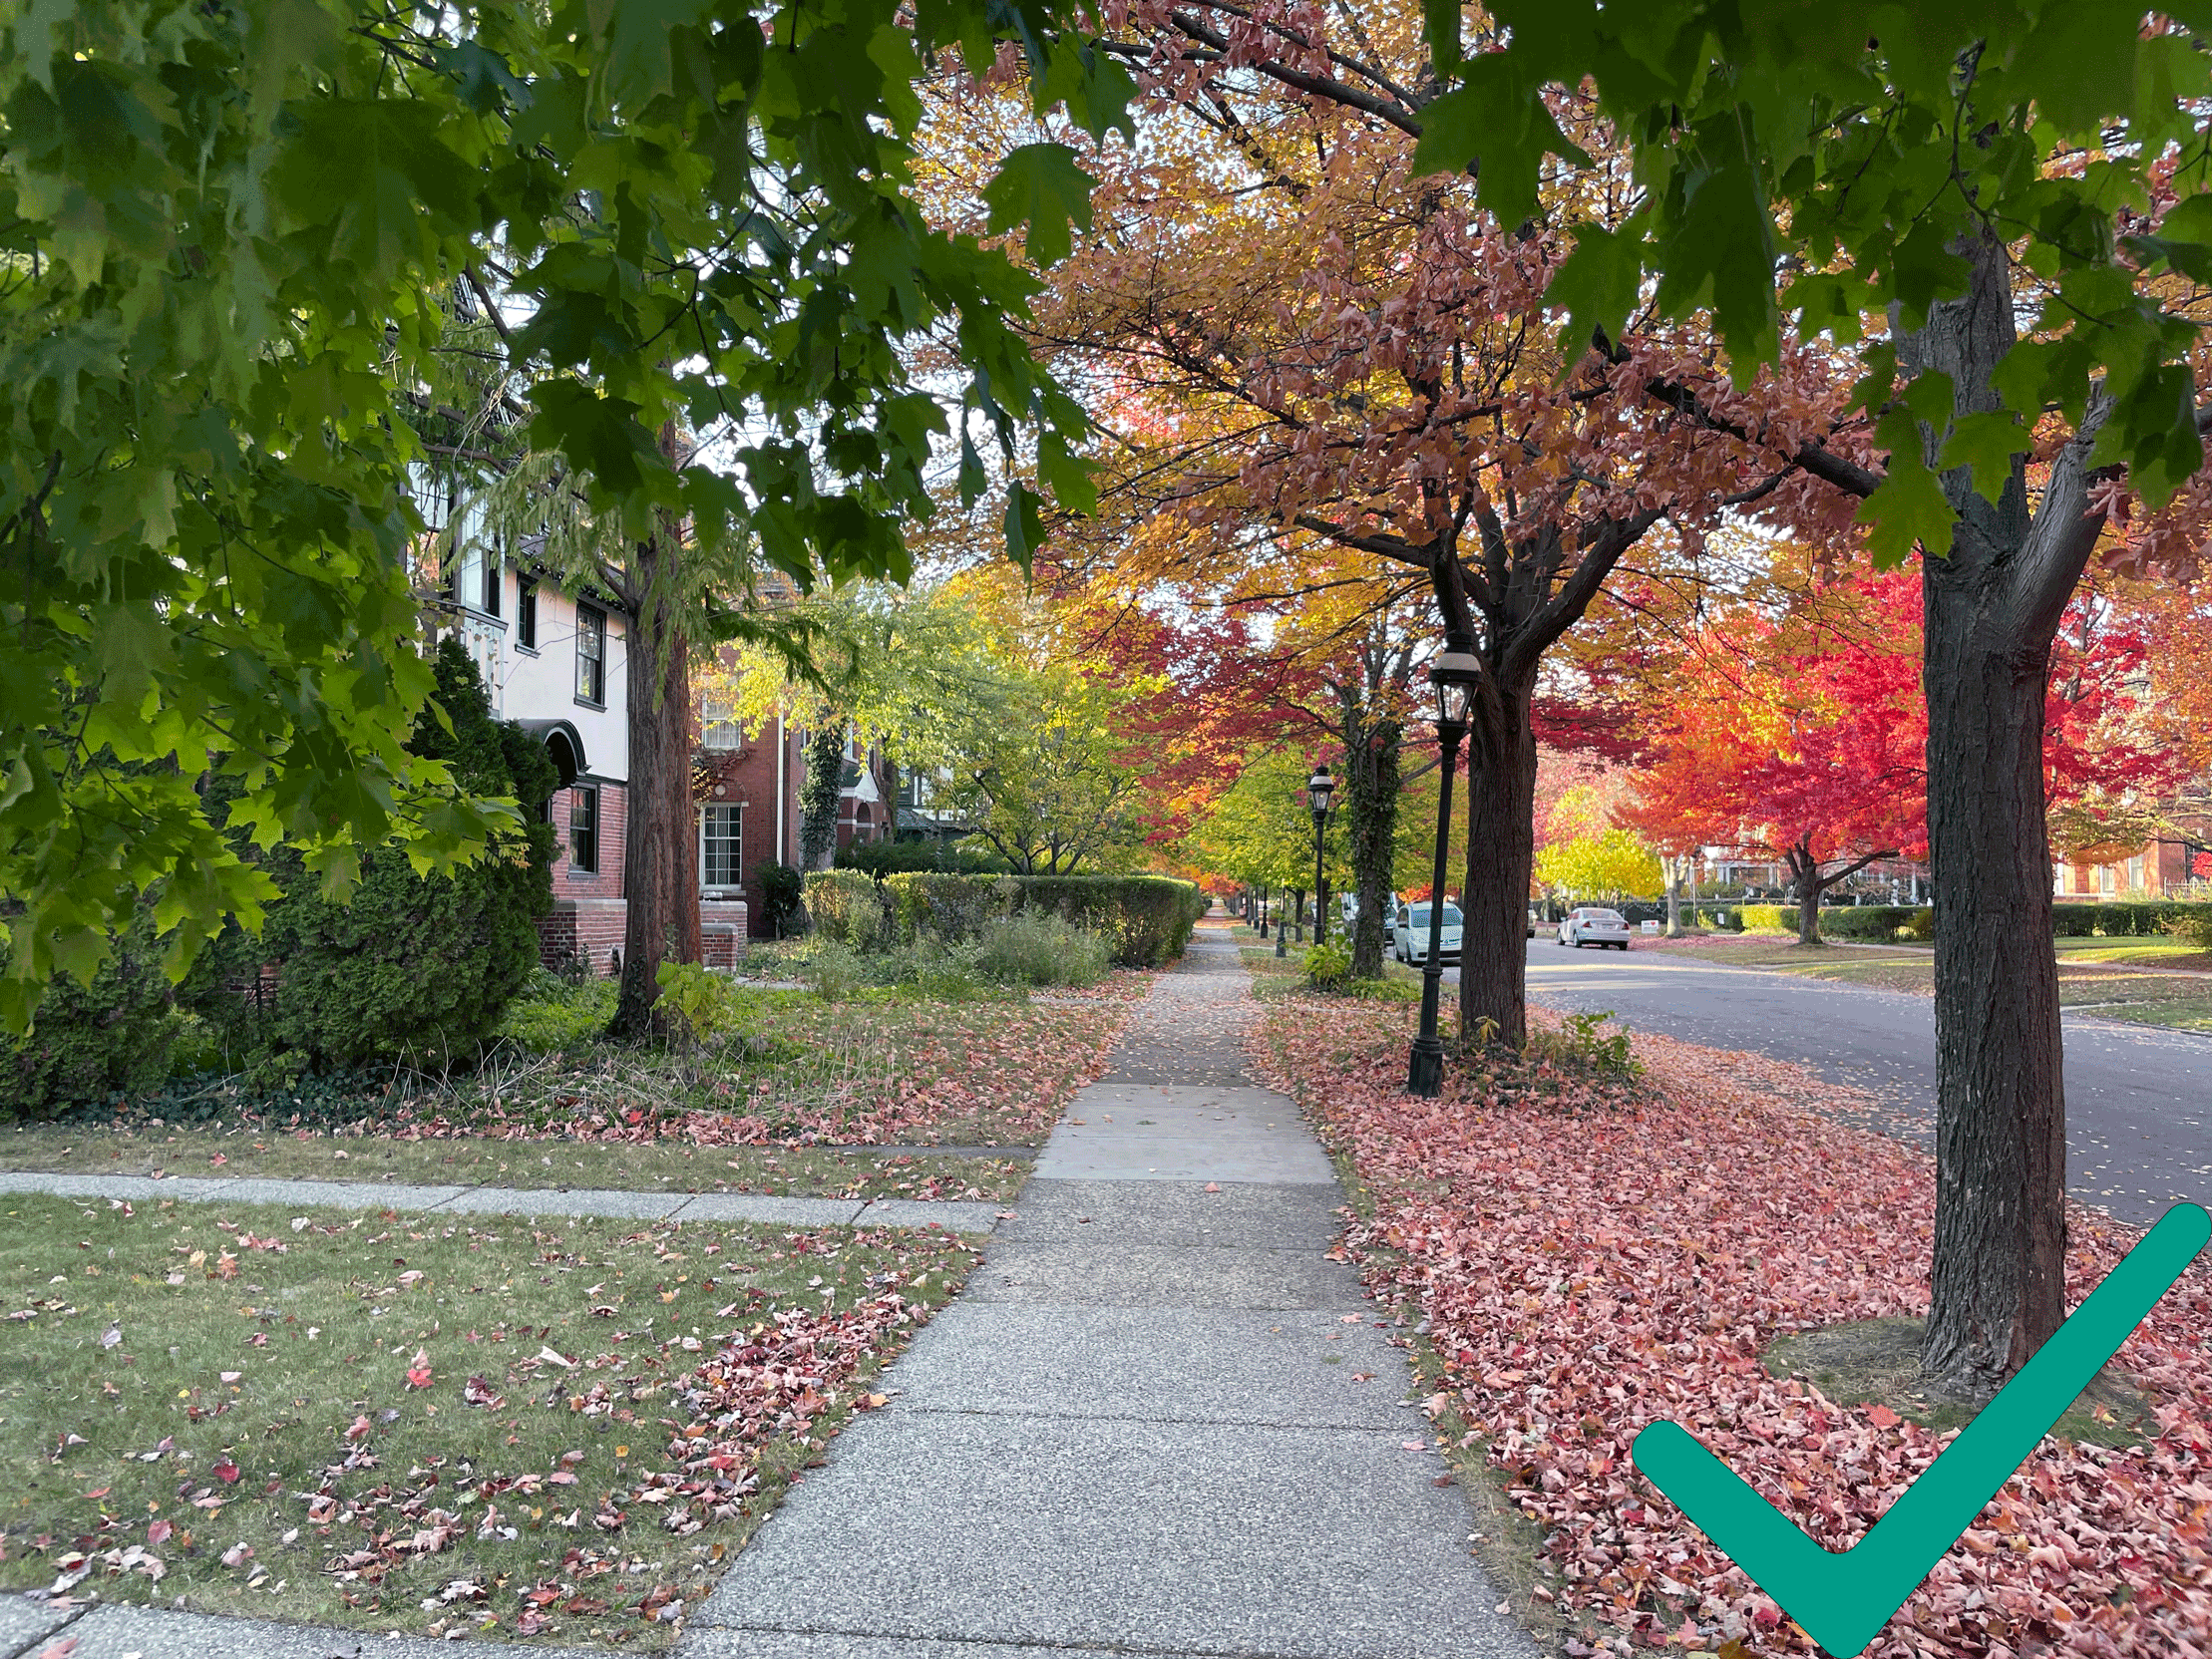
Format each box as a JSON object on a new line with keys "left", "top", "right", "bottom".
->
{"left": 1646, "top": 934, "right": 2212, "bottom": 1030}
{"left": 0, "top": 1191, "right": 979, "bottom": 1646}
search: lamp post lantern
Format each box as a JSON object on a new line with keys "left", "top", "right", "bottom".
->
{"left": 1407, "top": 638, "right": 1480, "bottom": 1097}
{"left": 1306, "top": 764, "right": 1335, "bottom": 945}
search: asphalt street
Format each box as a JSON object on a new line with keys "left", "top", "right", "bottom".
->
{"left": 1438, "top": 939, "right": 2210, "bottom": 1228}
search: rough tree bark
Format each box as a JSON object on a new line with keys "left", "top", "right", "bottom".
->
{"left": 610, "top": 431, "right": 702, "bottom": 1040}
{"left": 1902, "top": 229, "right": 2114, "bottom": 1396}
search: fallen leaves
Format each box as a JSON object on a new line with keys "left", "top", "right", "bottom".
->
{"left": 405, "top": 1348, "right": 434, "bottom": 1389}
{"left": 1257, "top": 993, "right": 2212, "bottom": 1658}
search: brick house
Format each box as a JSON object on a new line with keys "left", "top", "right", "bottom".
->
{"left": 2053, "top": 781, "right": 2212, "bottom": 901}
{"left": 693, "top": 697, "right": 897, "bottom": 937}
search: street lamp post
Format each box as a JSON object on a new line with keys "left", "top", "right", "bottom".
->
{"left": 1407, "top": 637, "right": 1481, "bottom": 1098}
{"left": 1306, "top": 764, "right": 1334, "bottom": 945}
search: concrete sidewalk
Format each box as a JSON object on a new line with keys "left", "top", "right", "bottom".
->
{"left": 0, "top": 1169, "right": 1004, "bottom": 1235}
{"left": 690, "top": 923, "right": 1537, "bottom": 1659}
{"left": 0, "top": 924, "right": 1533, "bottom": 1659}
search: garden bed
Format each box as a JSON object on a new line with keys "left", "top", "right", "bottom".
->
{"left": 6, "top": 977, "right": 1137, "bottom": 1201}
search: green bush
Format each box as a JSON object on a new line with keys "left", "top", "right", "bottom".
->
{"left": 1902, "top": 906, "right": 1935, "bottom": 940}
{"left": 1738, "top": 903, "right": 1794, "bottom": 933}
{"left": 499, "top": 973, "right": 617, "bottom": 1054}
{"left": 654, "top": 961, "right": 748, "bottom": 1046}
{"left": 971, "top": 912, "right": 1111, "bottom": 987}
{"left": 757, "top": 862, "right": 806, "bottom": 937}
{"left": 1304, "top": 935, "right": 1353, "bottom": 992}
{"left": 804, "top": 870, "right": 890, "bottom": 948}
{"left": 2175, "top": 907, "right": 2212, "bottom": 950}
{"left": 1013, "top": 875, "right": 1207, "bottom": 966}
{"left": 2051, "top": 903, "right": 2099, "bottom": 937}
{"left": 0, "top": 897, "right": 188, "bottom": 1118}
{"left": 883, "top": 871, "right": 1021, "bottom": 943}
{"left": 1820, "top": 905, "right": 1922, "bottom": 941}
{"left": 1695, "top": 905, "right": 1744, "bottom": 932}
{"left": 202, "top": 640, "right": 556, "bottom": 1072}
{"left": 841, "top": 872, "right": 1203, "bottom": 967}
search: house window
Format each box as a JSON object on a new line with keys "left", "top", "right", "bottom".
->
{"left": 481, "top": 548, "right": 502, "bottom": 618}
{"left": 517, "top": 579, "right": 538, "bottom": 650}
{"left": 701, "top": 804, "right": 742, "bottom": 890}
{"left": 700, "top": 697, "right": 741, "bottom": 751}
{"left": 2098, "top": 862, "right": 2116, "bottom": 894}
{"left": 576, "top": 604, "right": 605, "bottom": 705}
{"left": 569, "top": 786, "right": 599, "bottom": 873}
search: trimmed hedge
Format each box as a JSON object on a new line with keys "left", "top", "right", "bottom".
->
{"left": 804, "top": 869, "right": 889, "bottom": 949}
{"left": 805, "top": 871, "right": 1206, "bottom": 967}
{"left": 1820, "top": 905, "right": 1934, "bottom": 941}
{"left": 836, "top": 839, "right": 1012, "bottom": 875}
{"left": 0, "top": 896, "right": 188, "bottom": 1117}
{"left": 1738, "top": 903, "right": 1795, "bottom": 933}
{"left": 1017, "top": 875, "right": 1208, "bottom": 966}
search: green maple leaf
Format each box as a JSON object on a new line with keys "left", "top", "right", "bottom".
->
{"left": 1935, "top": 412, "right": 2028, "bottom": 505}
{"left": 982, "top": 144, "right": 1096, "bottom": 269}
{"left": 268, "top": 99, "right": 478, "bottom": 278}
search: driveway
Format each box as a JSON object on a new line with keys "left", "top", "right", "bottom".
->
{"left": 1438, "top": 941, "right": 2211, "bottom": 1227}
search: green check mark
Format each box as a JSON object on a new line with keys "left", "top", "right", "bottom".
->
{"left": 1633, "top": 1201, "right": 2209, "bottom": 1657}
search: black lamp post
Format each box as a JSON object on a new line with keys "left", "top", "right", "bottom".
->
{"left": 1406, "top": 637, "right": 1480, "bottom": 1097}
{"left": 1306, "top": 764, "right": 1334, "bottom": 944}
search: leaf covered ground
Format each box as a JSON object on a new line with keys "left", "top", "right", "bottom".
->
{"left": 1254, "top": 993, "right": 2212, "bottom": 1659}
{"left": 7, "top": 980, "right": 1136, "bottom": 1199}
{"left": 0, "top": 1192, "right": 981, "bottom": 1646}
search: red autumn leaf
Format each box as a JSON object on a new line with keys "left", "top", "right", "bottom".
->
{"left": 405, "top": 1348, "right": 433, "bottom": 1389}
{"left": 344, "top": 1414, "right": 372, "bottom": 1441}
{"left": 147, "top": 1518, "right": 172, "bottom": 1545}
{"left": 210, "top": 1460, "right": 239, "bottom": 1484}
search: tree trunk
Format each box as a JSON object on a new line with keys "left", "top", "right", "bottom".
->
{"left": 1785, "top": 844, "right": 1823, "bottom": 944}
{"left": 1663, "top": 856, "right": 1685, "bottom": 937}
{"left": 1899, "top": 226, "right": 2105, "bottom": 1396}
{"left": 1292, "top": 888, "right": 1305, "bottom": 942}
{"left": 1343, "top": 711, "right": 1402, "bottom": 979}
{"left": 1457, "top": 664, "right": 1540, "bottom": 1047}
{"left": 1919, "top": 565, "right": 2071, "bottom": 1394}
{"left": 611, "top": 489, "right": 700, "bottom": 1041}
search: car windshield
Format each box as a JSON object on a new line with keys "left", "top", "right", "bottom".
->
{"left": 1409, "top": 904, "right": 1463, "bottom": 926}
{"left": 1584, "top": 909, "right": 1624, "bottom": 922}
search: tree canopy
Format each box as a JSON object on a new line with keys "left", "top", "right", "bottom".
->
{"left": 0, "top": 0, "right": 1127, "bottom": 1029}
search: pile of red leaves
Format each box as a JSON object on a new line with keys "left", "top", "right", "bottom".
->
{"left": 1256, "top": 996, "right": 2212, "bottom": 1658}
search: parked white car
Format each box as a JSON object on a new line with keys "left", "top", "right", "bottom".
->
{"left": 1557, "top": 906, "right": 1632, "bottom": 949}
{"left": 1393, "top": 899, "right": 1463, "bottom": 965}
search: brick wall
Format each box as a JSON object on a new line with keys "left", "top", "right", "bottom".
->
{"left": 700, "top": 898, "right": 750, "bottom": 968}
{"left": 538, "top": 896, "right": 628, "bottom": 977}
{"left": 549, "top": 780, "right": 627, "bottom": 903}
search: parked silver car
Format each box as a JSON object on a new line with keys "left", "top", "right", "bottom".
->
{"left": 1557, "top": 906, "right": 1632, "bottom": 949}
{"left": 1393, "top": 899, "right": 1463, "bottom": 965}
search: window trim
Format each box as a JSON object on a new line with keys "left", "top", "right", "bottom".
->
{"left": 568, "top": 785, "right": 600, "bottom": 874}
{"left": 575, "top": 603, "right": 606, "bottom": 707}
{"left": 516, "top": 578, "right": 539, "bottom": 653}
